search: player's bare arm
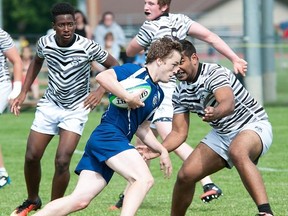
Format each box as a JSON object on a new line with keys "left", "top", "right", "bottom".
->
{"left": 126, "top": 37, "right": 144, "bottom": 57}
{"left": 84, "top": 54, "right": 118, "bottom": 110}
{"left": 162, "top": 112, "right": 190, "bottom": 152}
{"left": 203, "top": 86, "right": 235, "bottom": 122}
{"left": 10, "top": 55, "right": 44, "bottom": 116}
{"left": 136, "top": 121, "right": 172, "bottom": 178}
{"left": 96, "top": 69, "right": 144, "bottom": 109}
{"left": 188, "top": 22, "right": 247, "bottom": 76}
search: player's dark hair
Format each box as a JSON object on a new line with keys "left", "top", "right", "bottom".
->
{"left": 51, "top": 2, "right": 75, "bottom": 23}
{"left": 146, "top": 37, "right": 182, "bottom": 64}
{"left": 179, "top": 40, "right": 197, "bottom": 58}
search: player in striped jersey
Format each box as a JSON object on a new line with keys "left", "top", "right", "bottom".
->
{"left": 0, "top": 28, "right": 23, "bottom": 189}
{"left": 151, "top": 40, "right": 273, "bottom": 216}
{"left": 10, "top": 2, "right": 119, "bottom": 216}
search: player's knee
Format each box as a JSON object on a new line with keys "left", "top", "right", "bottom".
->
{"left": 55, "top": 157, "right": 70, "bottom": 174}
{"left": 177, "top": 168, "right": 197, "bottom": 184}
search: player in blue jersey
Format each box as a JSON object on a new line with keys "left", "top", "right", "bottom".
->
{"left": 141, "top": 40, "right": 274, "bottom": 216}
{"left": 32, "top": 37, "right": 180, "bottom": 216}
{"left": 10, "top": 2, "right": 119, "bottom": 216}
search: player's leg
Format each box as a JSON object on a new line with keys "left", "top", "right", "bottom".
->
{"left": 155, "top": 120, "right": 222, "bottom": 202}
{"left": 11, "top": 130, "right": 53, "bottom": 216}
{"left": 33, "top": 170, "right": 107, "bottom": 216}
{"left": 0, "top": 146, "right": 11, "bottom": 188}
{"left": 109, "top": 136, "right": 152, "bottom": 210}
{"left": 51, "top": 104, "right": 89, "bottom": 200}
{"left": 171, "top": 142, "right": 226, "bottom": 216}
{"left": 229, "top": 121, "right": 273, "bottom": 215}
{"left": 106, "top": 148, "right": 154, "bottom": 216}
{"left": 51, "top": 128, "right": 81, "bottom": 200}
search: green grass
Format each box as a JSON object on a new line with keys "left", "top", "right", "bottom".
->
{"left": 0, "top": 106, "right": 287, "bottom": 216}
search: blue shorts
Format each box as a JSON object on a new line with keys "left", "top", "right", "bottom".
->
{"left": 75, "top": 123, "right": 135, "bottom": 183}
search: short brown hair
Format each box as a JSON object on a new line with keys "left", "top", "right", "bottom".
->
{"left": 146, "top": 37, "right": 182, "bottom": 64}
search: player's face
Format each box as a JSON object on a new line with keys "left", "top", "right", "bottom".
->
{"left": 159, "top": 51, "right": 181, "bottom": 83}
{"left": 176, "top": 54, "right": 198, "bottom": 82}
{"left": 53, "top": 14, "right": 76, "bottom": 46}
{"left": 144, "top": 0, "right": 165, "bottom": 21}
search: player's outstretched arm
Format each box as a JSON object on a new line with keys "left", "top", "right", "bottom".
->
{"left": 136, "top": 121, "right": 172, "bottom": 178}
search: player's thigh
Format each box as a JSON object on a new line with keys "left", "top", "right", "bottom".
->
{"left": 71, "top": 170, "right": 107, "bottom": 202}
{"left": 26, "top": 130, "right": 54, "bottom": 159}
{"left": 57, "top": 128, "right": 81, "bottom": 160}
{"left": 106, "top": 149, "right": 153, "bottom": 182}
{"left": 180, "top": 143, "right": 226, "bottom": 181}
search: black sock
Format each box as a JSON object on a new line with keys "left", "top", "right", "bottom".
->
{"left": 257, "top": 203, "right": 273, "bottom": 215}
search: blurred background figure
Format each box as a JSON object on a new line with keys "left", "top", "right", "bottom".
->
{"left": 103, "top": 32, "right": 120, "bottom": 61}
{"left": 133, "top": 50, "right": 146, "bottom": 67}
{"left": 21, "top": 45, "right": 39, "bottom": 101}
{"left": 75, "top": 9, "right": 93, "bottom": 39}
{"left": 94, "top": 11, "right": 127, "bottom": 61}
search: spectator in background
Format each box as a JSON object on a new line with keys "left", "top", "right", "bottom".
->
{"left": 94, "top": 11, "right": 126, "bottom": 59}
{"left": 75, "top": 9, "right": 93, "bottom": 39}
{"left": 21, "top": 45, "right": 39, "bottom": 100}
{"left": 92, "top": 32, "right": 121, "bottom": 74}
{"left": 104, "top": 32, "right": 120, "bottom": 61}
{"left": 0, "top": 28, "right": 23, "bottom": 188}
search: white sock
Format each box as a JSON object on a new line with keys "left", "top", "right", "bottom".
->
{"left": 0, "top": 167, "right": 7, "bottom": 175}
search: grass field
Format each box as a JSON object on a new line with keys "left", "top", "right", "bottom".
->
{"left": 0, "top": 105, "right": 287, "bottom": 216}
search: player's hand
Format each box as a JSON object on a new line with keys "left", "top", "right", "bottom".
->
{"left": 125, "top": 89, "right": 145, "bottom": 110}
{"left": 10, "top": 92, "right": 26, "bottom": 116}
{"left": 233, "top": 58, "right": 247, "bottom": 76}
{"left": 84, "top": 85, "right": 107, "bottom": 110}
{"left": 202, "top": 106, "right": 217, "bottom": 122}
{"left": 136, "top": 145, "right": 160, "bottom": 160}
{"left": 159, "top": 149, "right": 172, "bottom": 178}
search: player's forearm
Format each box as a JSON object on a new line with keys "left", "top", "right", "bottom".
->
{"left": 162, "top": 131, "right": 187, "bottom": 152}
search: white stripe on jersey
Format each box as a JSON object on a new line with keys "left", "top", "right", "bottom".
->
{"left": 37, "top": 33, "right": 108, "bottom": 110}
{"left": 0, "top": 29, "right": 14, "bottom": 82}
{"left": 173, "top": 63, "right": 268, "bottom": 135}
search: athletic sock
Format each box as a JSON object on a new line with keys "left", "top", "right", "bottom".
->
{"left": 258, "top": 203, "right": 273, "bottom": 215}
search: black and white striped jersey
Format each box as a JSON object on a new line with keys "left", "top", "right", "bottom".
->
{"left": 136, "top": 13, "right": 194, "bottom": 49}
{"left": 173, "top": 63, "right": 268, "bottom": 135}
{"left": 37, "top": 33, "right": 108, "bottom": 110}
{"left": 0, "top": 28, "right": 14, "bottom": 82}
{"left": 136, "top": 13, "right": 194, "bottom": 86}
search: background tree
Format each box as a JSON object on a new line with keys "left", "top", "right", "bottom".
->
{"left": 3, "top": 0, "right": 77, "bottom": 41}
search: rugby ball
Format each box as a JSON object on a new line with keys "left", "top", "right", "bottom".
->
{"left": 109, "top": 78, "right": 151, "bottom": 108}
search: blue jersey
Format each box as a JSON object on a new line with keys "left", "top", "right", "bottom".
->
{"left": 100, "top": 63, "right": 164, "bottom": 141}
{"left": 75, "top": 63, "right": 164, "bottom": 182}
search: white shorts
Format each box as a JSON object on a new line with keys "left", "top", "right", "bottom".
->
{"left": 0, "top": 81, "right": 12, "bottom": 114}
{"left": 152, "top": 81, "right": 176, "bottom": 125}
{"left": 202, "top": 120, "right": 273, "bottom": 168}
{"left": 31, "top": 98, "right": 90, "bottom": 135}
